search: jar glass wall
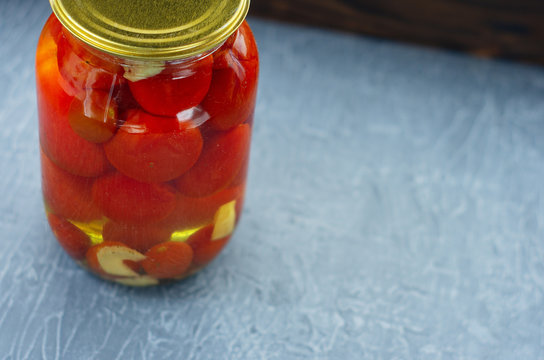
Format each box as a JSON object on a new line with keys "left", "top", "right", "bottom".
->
{"left": 36, "top": 13, "right": 258, "bottom": 286}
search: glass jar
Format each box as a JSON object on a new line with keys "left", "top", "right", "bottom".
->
{"left": 36, "top": 0, "right": 258, "bottom": 286}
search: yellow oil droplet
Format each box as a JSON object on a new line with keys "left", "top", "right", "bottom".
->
{"left": 46, "top": 209, "right": 208, "bottom": 246}
{"left": 69, "top": 218, "right": 107, "bottom": 245}
{"left": 170, "top": 227, "right": 200, "bottom": 242}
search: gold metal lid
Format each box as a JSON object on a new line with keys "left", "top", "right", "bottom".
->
{"left": 50, "top": 0, "right": 250, "bottom": 60}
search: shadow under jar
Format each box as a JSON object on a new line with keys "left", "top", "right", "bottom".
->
{"left": 36, "top": 0, "right": 258, "bottom": 286}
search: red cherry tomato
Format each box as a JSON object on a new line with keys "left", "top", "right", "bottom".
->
{"left": 212, "top": 35, "right": 237, "bottom": 70}
{"left": 92, "top": 173, "right": 177, "bottom": 224}
{"left": 36, "top": 15, "right": 63, "bottom": 64}
{"left": 104, "top": 110, "right": 203, "bottom": 183}
{"left": 39, "top": 96, "right": 111, "bottom": 177}
{"left": 68, "top": 90, "right": 118, "bottom": 143}
{"left": 57, "top": 32, "right": 122, "bottom": 97}
{"left": 47, "top": 214, "right": 91, "bottom": 260}
{"left": 232, "top": 22, "right": 259, "bottom": 62}
{"left": 102, "top": 221, "right": 172, "bottom": 253}
{"left": 36, "top": 35, "right": 71, "bottom": 110}
{"left": 175, "top": 124, "right": 250, "bottom": 197}
{"left": 213, "top": 21, "right": 259, "bottom": 70}
{"left": 37, "top": 52, "right": 111, "bottom": 177}
{"left": 41, "top": 150, "right": 102, "bottom": 222}
{"left": 141, "top": 242, "right": 193, "bottom": 279}
{"left": 186, "top": 225, "right": 230, "bottom": 266}
{"left": 159, "top": 185, "right": 244, "bottom": 230}
{"left": 128, "top": 55, "right": 213, "bottom": 117}
{"left": 201, "top": 57, "right": 258, "bottom": 131}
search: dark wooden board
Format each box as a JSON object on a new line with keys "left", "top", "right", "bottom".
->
{"left": 250, "top": 0, "right": 544, "bottom": 64}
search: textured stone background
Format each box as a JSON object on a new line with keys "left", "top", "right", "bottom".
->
{"left": 1, "top": 0, "right": 544, "bottom": 359}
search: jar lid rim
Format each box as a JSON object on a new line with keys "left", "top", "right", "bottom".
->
{"left": 50, "top": 0, "right": 250, "bottom": 60}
